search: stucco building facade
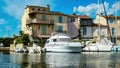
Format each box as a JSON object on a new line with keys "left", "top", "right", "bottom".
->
{"left": 94, "top": 14, "right": 120, "bottom": 44}
{"left": 22, "top": 5, "right": 68, "bottom": 40}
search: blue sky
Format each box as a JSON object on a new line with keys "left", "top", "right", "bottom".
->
{"left": 0, "top": 0, "right": 120, "bottom": 38}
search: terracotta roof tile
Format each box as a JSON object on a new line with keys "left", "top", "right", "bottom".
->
{"left": 102, "top": 15, "right": 120, "bottom": 19}
{"left": 68, "top": 15, "right": 92, "bottom": 19}
{"left": 93, "top": 23, "right": 107, "bottom": 27}
{"left": 28, "top": 11, "right": 68, "bottom": 16}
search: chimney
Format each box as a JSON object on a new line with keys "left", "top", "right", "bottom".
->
{"left": 73, "top": 13, "right": 76, "bottom": 15}
{"left": 100, "top": 13, "right": 103, "bottom": 16}
{"left": 47, "top": 4, "right": 50, "bottom": 8}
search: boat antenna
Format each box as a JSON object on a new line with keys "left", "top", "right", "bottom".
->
{"left": 101, "top": 0, "right": 112, "bottom": 40}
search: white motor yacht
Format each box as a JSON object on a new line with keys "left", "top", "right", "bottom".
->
{"left": 42, "top": 33, "right": 84, "bottom": 53}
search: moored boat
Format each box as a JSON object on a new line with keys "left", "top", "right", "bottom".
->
{"left": 42, "top": 33, "right": 84, "bottom": 53}
{"left": 83, "top": 38, "right": 113, "bottom": 52}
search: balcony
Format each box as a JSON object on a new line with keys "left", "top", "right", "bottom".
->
{"left": 26, "top": 19, "right": 54, "bottom": 25}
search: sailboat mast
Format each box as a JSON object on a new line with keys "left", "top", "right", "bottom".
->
{"left": 115, "top": 0, "right": 118, "bottom": 43}
{"left": 98, "top": 0, "right": 101, "bottom": 37}
{"left": 101, "top": 0, "right": 112, "bottom": 40}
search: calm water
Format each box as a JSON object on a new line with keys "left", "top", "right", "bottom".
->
{"left": 0, "top": 51, "right": 120, "bottom": 68}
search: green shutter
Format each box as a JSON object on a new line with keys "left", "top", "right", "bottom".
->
{"left": 41, "top": 25, "right": 46, "bottom": 35}
{"left": 42, "top": 14, "right": 46, "bottom": 20}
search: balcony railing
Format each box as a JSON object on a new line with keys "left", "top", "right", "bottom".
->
{"left": 26, "top": 19, "right": 54, "bottom": 25}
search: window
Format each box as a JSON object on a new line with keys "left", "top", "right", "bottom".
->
{"left": 58, "top": 26, "right": 63, "bottom": 32}
{"left": 42, "top": 14, "right": 46, "bottom": 20}
{"left": 43, "top": 9, "right": 45, "bottom": 11}
{"left": 83, "top": 27, "right": 87, "bottom": 35}
{"left": 46, "top": 40, "right": 49, "bottom": 43}
{"left": 32, "top": 8, "right": 34, "bottom": 11}
{"left": 58, "top": 16, "right": 62, "bottom": 23}
{"left": 111, "top": 38, "right": 116, "bottom": 44}
{"left": 81, "top": 19, "right": 93, "bottom": 26}
{"left": 71, "top": 18, "right": 75, "bottom": 22}
{"left": 112, "top": 28, "right": 116, "bottom": 36}
{"left": 53, "top": 39, "right": 57, "bottom": 42}
{"left": 108, "top": 19, "right": 115, "bottom": 23}
{"left": 58, "top": 38, "right": 72, "bottom": 42}
{"left": 38, "top": 8, "right": 40, "bottom": 11}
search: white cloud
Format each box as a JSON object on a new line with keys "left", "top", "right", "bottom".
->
{"left": 0, "top": 18, "right": 6, "bottom": 24}
{"left": 73, "top": 2, "right": 120, "bottom": 16}
{"left": 3, "top": 0, "right": 55, "bottom": 20}
{"left": 78, "top": 3, "right": 98, "bottom": 15}
{"left": 96, "top": 2, "right": 109, "bottom": 14}
{"left": 108, "top": 2, "right": 120, "bottom": 15}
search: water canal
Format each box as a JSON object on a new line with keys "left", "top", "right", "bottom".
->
{"left": 0, "top": 51, "right": 120, "bottom": 68}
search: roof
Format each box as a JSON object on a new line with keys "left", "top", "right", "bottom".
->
{"left": 78, "top": 15, "right": 92, "bottom": 19}
{"left": 93, "top": 23, "right": 107, "bottom": 27}
{"left": 28, "top": 11, "right": 68, "bottom": 16}
{"left": 68, "top": 14, "right": 92, "bottom": 19}
{"left": 25, "top": 5, "right": 49, "bottom": 9}
{"left": 101, "top": 15, "right": 120, "bottom": 19}
{"left": 68, "top": 14, "right": 78, "bottom": 18}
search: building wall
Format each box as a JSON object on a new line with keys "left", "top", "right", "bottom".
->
{"left": 22, "top": 8, "right": 32, "bottom": 35}
{"left": 109, "top": 20, "right": 120, "bottom": 44}
{"left": 22, "top": 5, "right": 68, "bottom": 39}
{"left": 94, "top": 15, "right": 107, "bottom": 25}
{"left": 36, "top": 14, "right": 68, "bottom": 33}
{"left": 92, "top": 27, "right": 108, "bottom": 37}
{"left": 27, "top": 6, "right": 50, "bottom": 13}
{"left": 94, "top": 14, "right": 120, "bottom": 44}
{"left": 68, "top": 17, "right": 79, "bottom": 37}
{"left": 81, "top": 27, "right": 93, "bottom": 38}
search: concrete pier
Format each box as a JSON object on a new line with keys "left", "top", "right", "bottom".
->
{"left": 0, "top": 47, "right": 9, "bottom": 51}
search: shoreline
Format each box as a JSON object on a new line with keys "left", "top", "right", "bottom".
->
{"left": 0, "top": 47, "right": 9, "bottom": 51}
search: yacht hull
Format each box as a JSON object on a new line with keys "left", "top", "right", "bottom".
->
{"left": 43, "top": 45, "right": 83, "bottom": 53}
{"left": 83, "top": 45, "right": 113, "bottom": 52}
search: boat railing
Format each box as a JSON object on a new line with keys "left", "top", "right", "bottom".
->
{"left": 51, "top": 32, "right": 70, "bottom": 37}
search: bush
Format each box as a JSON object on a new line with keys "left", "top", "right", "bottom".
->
{"left": 0, "top": 38, "right": 13, "bottom": 47}
{"left": 14, "top": 31, "right": 30, "bottom": 45}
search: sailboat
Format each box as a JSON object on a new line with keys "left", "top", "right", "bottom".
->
{"left": 83, "top": 0, "right": 114, "bottom": 52}
{"left": 83, "top": 37, "right": 113, "bottom": 51}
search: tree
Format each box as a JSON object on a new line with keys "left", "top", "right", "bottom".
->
{"left": 19, "top": 31, "right": 24, "bottom": 36}
{"left": 0, "top": 38, "right": 13, "bottom": 47}
{"left": 78, "top": 25, "right": 82, "bottom": 42}
{"left": 15, "top": 31, "right": 30, "bottom": 45}
{"left": 21, "top": 34, "right": 30, "bottom": 45}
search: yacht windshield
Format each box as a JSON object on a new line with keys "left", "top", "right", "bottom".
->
{"left": 58, "top": 38, "right": 72, "bottom": 42}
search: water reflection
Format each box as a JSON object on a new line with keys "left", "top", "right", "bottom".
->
{"left": 0, "top": 52, "right": 120, "bottom": 68}
{"left": 82, "top": 52, "right": 120, "bottom": 68}
{"left": 43, "top": 53, "right": 85, "bottom": 68}
{"left": 10, "top": 53, "right": 41, "bottom": 68}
